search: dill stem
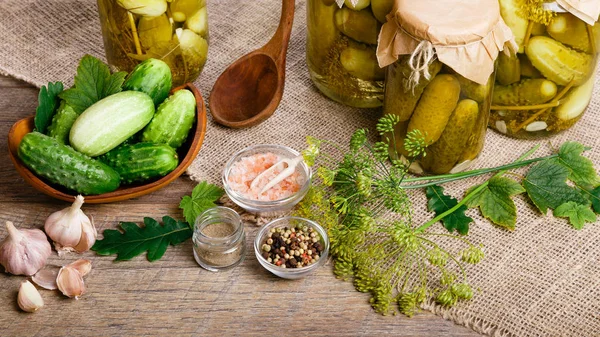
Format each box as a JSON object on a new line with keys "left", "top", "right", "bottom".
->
{"left": 413, "top": 145, "right": 542, "bottom": 234}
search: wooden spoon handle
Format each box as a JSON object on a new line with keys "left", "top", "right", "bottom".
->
{"left": 262, "top": 0, "right": 295, "bottom": 62}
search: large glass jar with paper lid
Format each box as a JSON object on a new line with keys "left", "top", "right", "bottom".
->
{"left": 490, "top": 0, "right": 598, "bottom": 138}
{"left": 306, "top": 0, "right": 393, "bottom": 108}
{"left": 379, "top": 0, "right": 516, "bottom": 175}
{"left": 97, "top": 0, "right": 209, "bottom": 86}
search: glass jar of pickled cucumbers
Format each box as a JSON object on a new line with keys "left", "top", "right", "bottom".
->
{"left": 378, "top": 0, "right": 516, "bottom": 175}
{"left": 491, "top": 1, "right": 598, "bottom": 138}
{"left": 306, "top": 0, "right": 393, "bottom": 108}
{"left": 97, "top": 0, "right": 209, "bottom": 87}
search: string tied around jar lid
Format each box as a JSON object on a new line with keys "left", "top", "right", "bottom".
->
{"left": 377, "top": 0, "right": 518, "bottom": 90}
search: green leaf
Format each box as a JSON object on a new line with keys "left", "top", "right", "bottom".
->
{"left": 523, "top": 160, "right": 589, "bottom": 214}
{"left": 588, "top": 187, "right": 600, "bottom": 214}
{"left": 426, "top": 185, "right": 473, "bottom": 235}
{"left": 34, "top": 81, "right": 64, "bottom": 133}
{"left": 553, "top": 202, "right": 597, "bottom": 230}
{"left": 92, "top": 216, "right": 192, "bottom": 261}
{"left": 466, "top": 176, "right": 525, "bottom": 230}
{"left": 58, "top": 55, "right": 127, "bottom": 113}
{"left": 179, "top": 181, "right": 225, "bottom": 225}
{"left": 556, "top": 142, "right": 600, "bottom": 188}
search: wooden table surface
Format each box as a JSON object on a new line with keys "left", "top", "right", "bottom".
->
{"left": 0, "top": 75, "right": 481, "bottom": 336}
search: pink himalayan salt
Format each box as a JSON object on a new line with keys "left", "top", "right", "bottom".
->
{"left": 228, "top": 152, "right": 304, "bottom": 201}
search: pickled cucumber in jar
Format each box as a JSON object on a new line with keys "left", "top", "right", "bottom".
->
{"left": 97, "top": 0, "right": 210, "bottom": 87}
{"left": 379, "top": 0, "right": 512, "bottom": 175}
{"left": 306, "top": 0, "right": 390, "bottom": 108}
{"left": 490, "top": 4, "right": 598, "bottom": 139}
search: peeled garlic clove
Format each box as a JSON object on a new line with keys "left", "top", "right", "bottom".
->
{"left": 0, "top": 221, "right": 52, "bottom": 276}
{"left": 57, "top": 266, "right": 86, "bottom": 299}
{"left": 66, "top": 259, "right": 92, "bottom": 277}
{"left": 45, "top": 195, "right": 96, "bottom": 254}
{"left": 18, "top": 280, "right": 44, "bottom": 312}
{"left": 32, "top": 267, "right": 59, "bottom": 290}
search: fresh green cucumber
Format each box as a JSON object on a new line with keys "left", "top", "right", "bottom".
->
{"left": 141, "top": 89, "right": 196, "bottom": 149}
{"left": 99, "top": 143, "right": 179, "bottom": 184}
{"left": 18, "top": 132, "right": 120, "bottom": 195}
{"left": 123, "top": 58, "right": 173, "bottom": 106}
{"left": 47, "top": 101, "right": 78, "bottom": 144}
{"left": 69, "top": 91, "right": 155, "bottom": 157}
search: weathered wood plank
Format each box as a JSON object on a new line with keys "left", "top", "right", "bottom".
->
{"left": 0, "top": 75, "right": 481, "bottom": 336}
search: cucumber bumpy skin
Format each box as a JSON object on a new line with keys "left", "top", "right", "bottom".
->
{"left": 141, "top": 89, "right": 197, "bottom": 149}
{"left": 47, "top": 101, "right": 78, "bottom": 144}
{"left": 123, "top": 58, "right": 173, "bottom": 106}
{"left": 100, "top": 143, "right": 179, "bottom": 184}
{"left": 526, "top": 36, "right": 595, "bottom": 86}
{"left": 339, "top": 44, "right": 385, "bottom": 81}
{"left": 492, "top": 78, "right": 557, "bottom": 106}
{"left": 421, "top": 99, "right": 479, "bottom": 174}
{"left": 499, "top": 0, "right": 528, "bottom": 53}
{"left": 407, "top": 74, "right": 461, "bottom": 145}
{"left": 547, "top": 13, "right": 592, "bottom": 53}
{"left": 307, "top": 0, "right": 340, "bottom": 70}
{"left": 18, "top": 132, "right": 120, "bottom": 195}
{"left": 384, "top": 58, "right": 442, "bottom": 122}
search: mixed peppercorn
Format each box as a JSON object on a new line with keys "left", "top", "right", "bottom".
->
{"left": 261, "top": 226, "right": 324, "bottom": 268}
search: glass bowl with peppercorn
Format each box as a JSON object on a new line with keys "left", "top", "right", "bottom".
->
{"left": 254, "top": 217, "right": 329, "bottom": 279}
{"left": 222, "top": 145, "right": 312, "bottom": 214}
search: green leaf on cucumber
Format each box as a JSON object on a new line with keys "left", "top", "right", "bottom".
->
{"left": 34, "top": 81, "right": 64, "bottom": 134}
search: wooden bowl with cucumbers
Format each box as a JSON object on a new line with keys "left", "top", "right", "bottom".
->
{"left": 8, "top": 82, "right": 207, "bottom": 204}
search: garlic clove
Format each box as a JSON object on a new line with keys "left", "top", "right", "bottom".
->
{"left": 0, "top": 221, "right": 52, "bottom": 276}
{"left": 56, "top": 266, "right": 85, "bottom": 299}
{"left": 45, "top": 195, "right": 95, "bottom": 253}
{"left": 66, "top": 259, "right": 92, "bottom": 277}
{"left": 74, "top": 217, "right": 97, "bottom": 253}
{"left": 18, "top": 280, "right": 44, "bottom": 312}
{"left": 32, "top": 267, "right": 59, "bottom": 290}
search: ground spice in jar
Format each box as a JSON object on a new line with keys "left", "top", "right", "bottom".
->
{"left": 260, "top": 225, "right": 324, "bottom": 269}
{"left": 193, "top": 207, "right": 246, "bottom": 272}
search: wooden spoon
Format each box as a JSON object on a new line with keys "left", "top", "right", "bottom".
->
{"left": 209, "top": 0, "right": 295, "bottom": 128}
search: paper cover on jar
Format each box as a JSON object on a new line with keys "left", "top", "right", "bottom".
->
{"left": 376, "top": 0, "right": 517, "bottom": 85}
{"left": 555, "top": 0, "right": 600, "bottom": 25}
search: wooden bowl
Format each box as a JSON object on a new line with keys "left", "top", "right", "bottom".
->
{"left": 8, "top": 83, "right": 207, "bottom": 204}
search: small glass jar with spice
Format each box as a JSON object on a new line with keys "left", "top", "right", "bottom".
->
{"left": 377, "top": 0, "right": 516, "bottom": 174}
{"left": 192, "top": 207, "right": 246, "bottom": 272}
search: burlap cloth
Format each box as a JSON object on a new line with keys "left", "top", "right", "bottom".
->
{"left": 1, "top": 1, "right": 599, "bottom": 336}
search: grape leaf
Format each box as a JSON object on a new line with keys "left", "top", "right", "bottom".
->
{"left": 34, "top": 81, "right": 64, "bottom": 134}
{"left": 466, "top": 176, "right": 525, "bottom": 230}
{"left": 179, "top": 181, "right": 225, "bottom": 225}
{"left": 553, "top": 202, "right": 597, "bottom": 230}
{"left": 426, "top": 185, "right": 473, "bottom": 235}
{"left": 556, "top": 142, "right": 600, "bottom": 188}
{"left": 58, "top": 55, "right": 127, "bottom": 113}
{"left": 523, "top": 160, "right": 589, "bottom": 214}
{"left": 92, "top": 216, "right": 192, "bottom": 261}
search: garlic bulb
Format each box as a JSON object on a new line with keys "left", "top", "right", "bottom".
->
{"left": 45, "top": 195, "right": 97, "bottom": 253}
{"left": 0, "top": 221, "right": 51, "bottom": 276}
{"left": 57, "top": 266, "right": 86, "bottom": 299}
{"left": 18, "top": 280, "right": 44, "bottom": 312}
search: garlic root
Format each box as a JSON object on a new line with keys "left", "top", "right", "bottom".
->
{"left": 0, "top": 221, "right": 51, "bottom": 276}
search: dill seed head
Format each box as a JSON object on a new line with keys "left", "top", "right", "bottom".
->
{"left": 350, "top": 128, "right": 368, "bottom": 151}
{"left": 435, "top": 289, "right": 458, "bottom": 307}
{"left": 451, "top": 283, "right": 474, "bottom": 300}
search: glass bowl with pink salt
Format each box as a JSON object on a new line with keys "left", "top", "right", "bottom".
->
{"left": 222, "top": 144, "right": 312, "bottom": 213}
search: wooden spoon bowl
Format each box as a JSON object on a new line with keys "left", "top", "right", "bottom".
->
{"left": 209, "top": 0, "right": 295, "bottom": 128}
{"left": 7, "top": 83, "right": 207, "bottom": 204}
